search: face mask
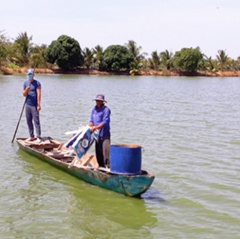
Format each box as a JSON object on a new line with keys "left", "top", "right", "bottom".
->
{"left": 28, "top": 74, "right": 33, "bottom": 80}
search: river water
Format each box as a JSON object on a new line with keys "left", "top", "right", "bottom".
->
{"left": 0, "top": 74, "right": 240, "bottom": 239}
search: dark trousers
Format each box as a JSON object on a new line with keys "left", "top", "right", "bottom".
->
{"left": 95, "top": 138, "right": 110, "bottom": 167}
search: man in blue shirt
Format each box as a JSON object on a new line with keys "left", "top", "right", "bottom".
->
{"left": 89, "top": 94, "right": 111, "bottom": 168}
{"left": 23, "top": 69, "right": 42, "bottom": 142}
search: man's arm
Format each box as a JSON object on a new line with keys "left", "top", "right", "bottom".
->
{"left": 37, "top": 88, "right": 41, "bottom": 111}
{"left": 23, "top": 85, "right": 30, "bottom": 96}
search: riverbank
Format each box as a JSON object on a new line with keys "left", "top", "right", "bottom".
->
{"left": 1, "top": 66, "right": 240, "bottom": 77}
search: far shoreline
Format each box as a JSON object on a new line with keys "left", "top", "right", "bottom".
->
{"left": 1, "top": 67, "right": 240, "bottom": 77}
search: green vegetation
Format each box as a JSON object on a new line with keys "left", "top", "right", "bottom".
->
{"left": 1, "top": 30, "right": 240, "bottom": 75}
{"left": 173, "top": 47, "right": 203, "bottom": 73}
{"left": 46, "top": 35, "right": 83, "bottom": 70}
{"left": 0, "top": 31, "right": 10, "bottom": 66}
{"left": 101, "top": 45, "right": 133, "bottom": 71}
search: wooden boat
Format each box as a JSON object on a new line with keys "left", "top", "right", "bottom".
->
{"left": 16, "top": 137, "right": 155, "bottom": 197}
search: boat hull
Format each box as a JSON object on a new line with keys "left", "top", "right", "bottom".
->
{"left": 16, "top": 138, "right": 155, "bottom": 197}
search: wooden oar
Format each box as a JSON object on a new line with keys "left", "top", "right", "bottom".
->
{"left": 11, "top": 98, "right": 26, "bottom": 143}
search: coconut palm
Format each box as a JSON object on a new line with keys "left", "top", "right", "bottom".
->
{"left": 13, "top": 32, "right": 33, "bottom": 66}
{"left": 83, "top": 47, "right": 94, "bottom": 70}
{"left": 160, "top": 50, "right": 173, "bottom": 70}
{"left": 126, "top": 40, "right": 147, "bottom": 75}
{"left": 126, "top": 40, "right": 142, "bottom": 60}
{"left": 201, "top": 54, "right": 215, "bottom": 72}
{"left": 149, "top": 51, "right": 160, "bottom": 70}
{"left": 216, "top": 50, "right": 229, "bottom": 71}
{"left": 93, "top": 45, "right": 104, "bottom": 70}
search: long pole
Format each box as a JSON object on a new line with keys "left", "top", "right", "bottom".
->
{"left": 11, "top": 67, "right": 36, "bottom": 143}
{"left": 11, "top": 98, "right": 26, "bottom": 143}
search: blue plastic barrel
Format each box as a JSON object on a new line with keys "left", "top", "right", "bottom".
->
{"left": 110, "top": 144, "right": 142, "bottom": 174}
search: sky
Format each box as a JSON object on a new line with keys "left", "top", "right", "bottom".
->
{"left": 1, "top": 0, "right": 240, "bottom": 59}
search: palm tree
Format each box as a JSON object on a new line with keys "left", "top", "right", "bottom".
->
{"left": 13, "top": 32, "right": 33, "bottom": 66}
{"left": 126, "top": 40, "right": 147, "bottom": 75}
{"left": 126, "top": 40, "right": 142, "bottom": 60}
{"left": 93, "top": 45, "right": 104, "bottom": 70}
{"left": 160, "top": 50, "right": 173, "bottom": 70}
{"left": 202, "top": 54, "right": 216, "bottom": 72}
{"left": 216, "top": 50, "right": 229, "bottom": 71}
{"left": 83, "top": 47, "right": 94, "bottom": 70}
{"left": 150, "top": 51, "right": 160, "bottom": 70}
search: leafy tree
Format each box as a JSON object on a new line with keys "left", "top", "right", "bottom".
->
{"left": 45, "top": 40, "right": 60, "bottom": 64}
{"left": 46, "top": 35, "right": 83, "bottom": 70}
{"left": 173, "top": 47, "right": 203, "bottom": 73}
{"left": 83, "top": 47, "right": 94, "bottom": 70}
{"left": 0, "top": 30, "right": 10, "bottom": 66}
{"left": 102, "top": 45, "right": 133, "bottom": 71}
{"left": 29, "top": 44, "right": 48, "bottom": 68}
{"left": 216, "top": 50, "right": 229, "bottom": 71}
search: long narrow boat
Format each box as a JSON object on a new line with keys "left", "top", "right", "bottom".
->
{"left": 16, "top": 137, "right": 155, "bottom": 197}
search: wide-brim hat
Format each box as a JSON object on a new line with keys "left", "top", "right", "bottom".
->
{"left": 93, "top": 94, "right": 107, "bottom": 103}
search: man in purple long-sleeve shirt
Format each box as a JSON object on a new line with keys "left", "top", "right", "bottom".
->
{"left": 89, "top": 94, "right": 111, "bottom": 168}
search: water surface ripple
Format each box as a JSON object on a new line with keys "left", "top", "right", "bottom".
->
{"left": 0, "top": 75, "right": 239, "bottom": 238}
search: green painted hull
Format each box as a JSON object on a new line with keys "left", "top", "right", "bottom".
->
{"left": 16, "top": 138, "right": 155, "bottom": 197}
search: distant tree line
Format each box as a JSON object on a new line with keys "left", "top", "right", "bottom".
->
{"left": 1, "top": 30, "right": 240, "bottom": 75}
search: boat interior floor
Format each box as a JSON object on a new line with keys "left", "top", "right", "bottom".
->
{"left": 18, "top": 137, "right": 101, "bottom": 170}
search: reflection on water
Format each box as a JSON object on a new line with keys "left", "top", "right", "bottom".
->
{"left": 15, "top": 149, "right": 157, "bottom": 238}
{"left": 1, "top": 75, "right": 240, "bottom": 238}
{"left": 141, "top": 188, "right": 167, "bottom": 204}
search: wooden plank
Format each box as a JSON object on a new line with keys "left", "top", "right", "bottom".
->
{"left": 76, "top": 153, "right": 99, "bottom": 168}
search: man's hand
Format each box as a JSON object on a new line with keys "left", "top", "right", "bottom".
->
{"left": 90, "top": 126, "right": 96, "bottom": 132}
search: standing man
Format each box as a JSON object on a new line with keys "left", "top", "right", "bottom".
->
{"left": 89, "top": 94, "right": 111, "bottom": 168}
{"left": 23, "top": 69, "right": 42, "bottom": 142}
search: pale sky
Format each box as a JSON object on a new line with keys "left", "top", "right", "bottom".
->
{"left": 1, "top": 0, "right": 240, "bottom": 59}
